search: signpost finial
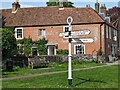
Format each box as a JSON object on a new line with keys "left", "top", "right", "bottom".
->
{"left": 67, "top": 16, "right": 73, "bottom": 25}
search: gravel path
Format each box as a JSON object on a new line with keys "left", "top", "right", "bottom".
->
{"left": 1, "top": 60, "right": 119, "bottom": 81}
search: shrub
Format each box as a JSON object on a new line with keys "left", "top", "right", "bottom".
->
{"left": 2, "top": 27, "right": 17, "bottom": 58}
{"left": 97, "top": 48, "right": 103, "bottom": 56}
{"left": 57, "top": 49, "right": 68, "bottom": 55}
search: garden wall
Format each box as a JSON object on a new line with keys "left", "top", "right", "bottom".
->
{"left": 3, "top": 54, "right": 94, "bottom": 68}
{"left": 28, "top": 54, "right": 94, "bottom": 64}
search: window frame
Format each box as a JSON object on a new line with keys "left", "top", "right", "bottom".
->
{"left": 15, "top": 27, "right": 23, "bottom": 40}
{"left": 74, "top": 44, "right": 85, "bottom": 54}
{"left": 39, "top": 29, "right": 46, "bottom": 37}
{"left": 106, "top": 25, "right": 109, "bottom": 39}
{"left": 109, "top": 27, "right": 111, "bottom": 39}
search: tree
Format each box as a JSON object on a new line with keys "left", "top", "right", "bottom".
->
{"left": 2, "top": 27, "right": 17, "bottom": 58}
{"left": 46, "top": 0, "right": 74, "bottom": 7}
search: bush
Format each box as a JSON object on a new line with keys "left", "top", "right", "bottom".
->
{"left": 57, "top": 49, "right": 68, "bottom": 55}
{"left": 2, "top": 27, "right": 17, "bottom": 58}
{"left": 97, "top": 48, "right": 102, "bottom": 56}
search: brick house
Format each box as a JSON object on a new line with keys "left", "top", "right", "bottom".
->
{"left": 107, "top": 7, "right": 120, "bottom": 56}
{"left": 1, "top": 1, "right": 118, "bottom": 60}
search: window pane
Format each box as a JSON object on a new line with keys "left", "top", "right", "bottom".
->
{"left": 106, "top": 25, "right": 109, "bottom": 38}
{"left": 39, "top": 29, "right": 42, "bottom": 35}
{"left": 65, "top": 27, "right": 69, "bottom": 32}
{"left": 39, "top": 29, "right": 46, "bottom": 36}
{"left": 75, "top": 44, "right": 85, "bottom": 54}
{"left": 17, "top": 29, "right": 22, "bottom": 33}
{"left": 17, "top": 34, "right": 22, "bottom": 38}
{"left": 16, "top": 29, "right": 22, "bottom": 39}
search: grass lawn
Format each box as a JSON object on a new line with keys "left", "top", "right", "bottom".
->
{"left": 2, "top": 65, "right": 119, "bottom": 88}
{"left": 2, "top": 61, "right": 104, "bottom": 78}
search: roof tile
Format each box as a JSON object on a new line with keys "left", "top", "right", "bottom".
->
{"left": 2, "top": 6, "right": 104, "bottom": 27}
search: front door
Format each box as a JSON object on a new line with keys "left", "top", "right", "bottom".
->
{"left": 48, "top": 46, "right": 56, "bottom": 55}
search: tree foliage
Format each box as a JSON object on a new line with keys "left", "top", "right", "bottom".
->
{"left": 2, "top": 27, "right": 17, "bottom": 58}
{"left": 46, "top": 0, "right": 74, "bottom": 7}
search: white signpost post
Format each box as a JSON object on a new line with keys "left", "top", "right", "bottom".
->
{"left": 67, "top": 16, "right": 73, "bottom": 87}
{"left": 60, "top": 16, "right": 93, "bottom": 87}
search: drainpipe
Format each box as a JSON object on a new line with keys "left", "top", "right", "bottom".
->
{"left": 104, "top": 24, "right": 107, "bottom": 61}
{"left": 99, "top": 23, "right": 104, "bottom": 63}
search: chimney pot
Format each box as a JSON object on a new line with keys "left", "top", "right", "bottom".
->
{"left": 95, "top": 0, "right": 100, "bottom": 13}
{"left": 100, "top": 4, "right": 106, "bottom": 16}
{"left": 12, "top": 0, "right": 20, "bottom": 13}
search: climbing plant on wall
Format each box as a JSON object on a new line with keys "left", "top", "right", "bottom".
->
{"left": 17, "top": 38, "right": 48, "bottom": 56}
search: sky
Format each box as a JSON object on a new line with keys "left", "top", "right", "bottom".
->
{"left": 0, "top": 0, "right": 120, "bottom": 10}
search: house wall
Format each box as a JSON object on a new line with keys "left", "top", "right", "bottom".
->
{"left": 104, "top": 24, "right": 118, "bottom": 59}
{"left": 20, "top": 24, "right": 105, "bottom": 56}
{"left": 15, "top": 23, "right": 118, "bottom": 58}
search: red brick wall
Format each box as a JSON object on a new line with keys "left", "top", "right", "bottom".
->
{"left": 16, "top": 23, "right": 117, "bottom": 57}
{"left": 21, "top": 24, "right": 105, "bottom": 56}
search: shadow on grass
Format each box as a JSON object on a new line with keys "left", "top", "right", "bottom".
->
{"left": 74, "top": 77, "right": 106, "bottom": 86}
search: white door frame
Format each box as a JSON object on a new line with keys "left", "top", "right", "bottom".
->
{"left": 47, "top": 45, "right": 56, "bottom": 55}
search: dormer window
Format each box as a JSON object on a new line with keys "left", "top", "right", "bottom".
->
{"left": 15, "top": 27, "right": 23, "bottom": 39}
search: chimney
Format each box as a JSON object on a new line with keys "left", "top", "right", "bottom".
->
{"left": 12, "top": 0, "right": 20, "bottom": 13}
{"left": 86, "top": 4, "right": 90, "bottom": 8}
{"left": 88, "top": 4, "right": 90, "bottom": 7}
{"left": 86, "top": 5, "right": 89, "bottom": 7}
{"left": 59, "top": 0, "right": 68, "bottom": 8}
{"left": 59, "top": 0, "right": 64, "bottom": 8}
{"left": 100, "top": 4, "right": 106, "bottom": 16}
{"left": 95, "top": 0, "right": 100, "bottom": 13}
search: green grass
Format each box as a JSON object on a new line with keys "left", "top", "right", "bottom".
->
{"left": 2, "top": 65, "right": 119, "bottom": 88}
{"left": 2, "top": 61, "right": 104, "bottom": 78}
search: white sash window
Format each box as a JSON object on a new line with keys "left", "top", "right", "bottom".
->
{"left": 74, "top": 44, "right": 85, "bottom": 54}
{"left": 15, "top": 27, "right": 23, "bottom": 39}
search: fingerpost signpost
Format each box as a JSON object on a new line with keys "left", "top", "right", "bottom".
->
{"left": 67, "top": 16, "right": 73, "bottom": 87}
{"left": 60, "top": 16, "right": 90, "bottom": 87}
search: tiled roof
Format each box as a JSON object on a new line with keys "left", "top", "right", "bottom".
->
{"left": 2, "top": 6, "right": 105, "bottom": 27}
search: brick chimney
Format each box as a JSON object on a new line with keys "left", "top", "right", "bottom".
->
{"left": 95, "top": 0, "right": 100, "bottom": 13}
{"left": 100, "top": 4, "right": 106, "bottom": 16}
{"left": 12, "top": 0, "right": 20, "bottom": 13}
{"left": 59, "top": 0, "right": 68, "bottom": 8}
{"left": 59, "top": 0, "right": 64, "bottom": 8}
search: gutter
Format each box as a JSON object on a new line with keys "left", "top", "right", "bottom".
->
{"left": 3, "top": 22, "right": 105, "bottom": 28}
